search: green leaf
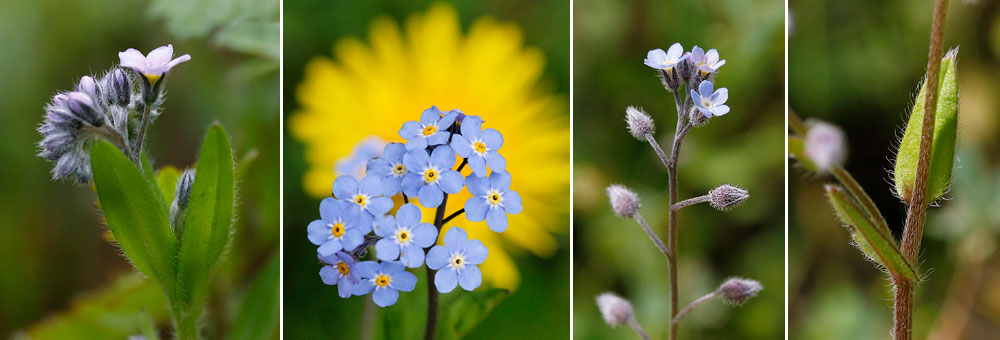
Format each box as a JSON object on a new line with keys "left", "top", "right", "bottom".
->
{"left": 175, "top": 124, "right": 236, "bottom": 315}
{"left": 21, "top": 273, "right": 169, "bottom": 340}
{"left": 788, "top": 136, "right": 818, "bottom": 171}
{"left": 155, "top": 166, "right": 182, "bottom": 206}
{"left": 826, "top": 185, "right": 917, "bottom": 281}
{"left": 438, "top": 288, "right": 510, "bottom": 340}
{"left": 91, "top": 140, "right": 177, "bottom": 289}
{"left": 225, "top": 253, "right": 279, "bottom": 340}
{"left": 894, "top": 48, "right": 960, "bottom": 203}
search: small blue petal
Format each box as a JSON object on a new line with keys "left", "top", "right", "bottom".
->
{"left": 333, "top": 176, "right": 359, "bottom": 200}
{"left": 396, "top": 203, "right": 422, "bottom": 227}
{"left": 698, "top": 80, "right": 714, "bottom": 97}
{"left": 689, "top": 89, "right": 701, "bottom": 106}
{"left": 464, "top": 197, "right": 489, "bottom": 222}
{"left": 401, "top": 174, "right": 423, "bottom": 196}
{"left": 403, "top": 149, "right": 430, "bottom": 172}
{"left": 486, "top": 206, "right": 508, "bottom": 233}
{"left": 460, "top": 116, "right": 482, "bottom": 138}
{"left": 367, "top": 159, "right": 393, "bottom": 178}
{"left": 712, "top": 87, "right": 728, "bottom": 104}
{"left": 502, "top": 190, "right": 523, "bottom": 214}
{"left": 375, "top": 239, "right": 399, "bottom": 261}
{"left": 341, "top": 228, "right": 364, "bottom": 251}
{"left": 418, "top": 185, "right": 444, "bottom": 208}
{"left": 430, "top": 145, "right": 456, "bottom": 170}
{"left": 317, "top": 239, "right": 343, "bottom": 257}
{"left": 359, "top": 176, "right": 385, "bottom": 196}
{"left": 307, "top": 220, "right": 330, "bottom": 245}
{"left": 468, "top": 154, "right": 488, "bottom": 177}
{"left": 427, "top": 131, "right": 450, "bottom": 146}
{"left": 465, "top": 174, "right": 489, "bottom": 196}
{"left": 355, "top": 261, "right": 379, "bottom": 278}
{"left": 405, "top": 137, "right": 429, "bottom": 151}
{"left": 393, "top": 270, "right": 418, "bottom": 292}
{"left": 319, "top": 266, "right": 339, "bottom": 285}
{"left": 318, "top": 197, "right": 340, "bottom": 221}
{"left": 450, "top": 134, "right": 473, "bottom": 158}
{"left": 399, "top": 243, "right": 425, "bottom": 268}
{"left": 481, "top": 128, "right": 503, "bottom": 150}
{"left": 412, "top": 223, "right": 438, "bottom": 248}
{"left": 420, "top": 106, "right": 443, "bottom": 124}
{"left": 444, "top": 226, "right": 469, "bottom": 247}
{"left": 373, "top": 287, "right": 399, "bottom": 307}
{"left": 374, "top": 215, "right": 396, "bottom": 237}
{"left": 337, "top": 277, "right": 354, "bottom": 298}
{"left": 458, "top": 266, "right": 482, "bottom": 291}
{"left": 367, "top": 197, "right": 394, "bottom": 216}
{"left": 464, "top": 239, "right": 488, "bottom": 265}
{"left": 399, "top": 121, "right": 422, "bottom": 139}
{"left": 438, "top": 170, "right": 463, "bottom": 194}
{"left": 435, "top": 268, "right": 458, "bottom": 293}
{"left": 713, "top": 105, "right": 730, "bottom": 116}
{"left": 438, "top": 111, "right": 458, "bottom": 129}
{"left": 425, "top": 245, "right": 448, "bottom": 270}
{"left": 380, "top": 260, "right": 406, "bottom": 274}
{"left": 354, "top": 279, "right": 375, "bottom": 296}
{"left": 486, "top": 152, "right": 507, "bottom": 173}
{"left": 383, "top": 142, "right": 406, "bottom": 162}
{"left": 489, "top": 171, "right": 512, "bottom": 192}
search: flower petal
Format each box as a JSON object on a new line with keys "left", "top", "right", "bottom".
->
{"left": 319, "top": 266, "right": 339, "bottom": 285}
{"left": 392, "top": 270, "right": 418, "bottom": 292}
{"left": 337, "top": 278, "right": 353, "bottom": 298}
{"left": 489, "top": 171, "right": 512, "bottom": 192}
{"left": 458, "top": 266, "right": 482, "bottom": 291}
{"left": 146, "top": 45, "right": 174, "bottom": 66}
{"left": 481, "top": 128, "right": 503, "bottom": 150}
{"left": 374, "top": 215, "right": 396, "bottom": 237}
{"left": 698, "top": 80, "right": 714, "bottom": 97}
{"left": 418, "top": 185, "right": 444, "bottom": 208}
{"left": 450, "top": 134, "right": 473, "bottom": 158}
{"left": 430, "top": 145, "right": 457, "bottom": 170}
{"left": 468, "top": 155, "right": 488, "bottom": 177}
{"left": 341, "top": 228, "right": 364, "bottom": 251}
{"left": 460, "top": 115, "right": 483, "bottom": 138}
{"left": 118, "top": 49, "right": 147, "bottom": 70}
{"left": 401, "top": 174, "right": 423, "bottom": 196}
{"left": 667, "top": 43, "right": 684, "bottom": 58}
{"left": 465, "top": 174, "right": 489, "bottom": 196}
{"left": 412, "top": 223, "right": 438, "bottom": 248}
{"left": 434, "top": 268, "right": 458, "bottom": 293}
{"left": 307, "top": 220, "right": 330, "bottom": 245}
{"left": 464, "top": 240, "right": 489, "bottom": 265}
{"left": 367, "top": 197, "right": 393, "bottom": 216}
{"left": 427, "top": 131, "right": 450, "bottom": 146}
{"left": 486, "top": 152, "right": 507, "bottom": 173}
{"left": 354, "top": 261, "right": 379, "bottom": 278}
{"left": 373, "top": 287, "right": 399, "bottom": 307}
{"left": 444, "top": 226, "right": 469, "bottom": 247}
{"left": 438, "top": 170, "right": 463, "bottom": 194}
{"left": 399, "top": 243, "right": 425, "bottom": 268}
{"left": 375, "top": 239, "right": 400, "bottom": 261}
{"left": 396, "top": 203, "right": 422, "bottom": 227}
{"left": 420, "top": 106, "right": 442, "bottom": 124}
{"left": 165, "top": 54, "right": 191, "bottom": 69}
{"left": 318, "top": 197, "right": 340, "bottom": 221}
{"left": 383, "top": 143, "right": 406, "bottom": 162}
{"left": 712, "top": 87, "right": 728, "bottom": 104}
{"left": 713, "top": 105, "right": 730, "bottom": 116}
{"left": 399, "top": 121, "right": 423, "bottom": 139}
{"left": 405, "top": 136, "right": 429, "bottom": 151}
{"left": 437, "top": 111, "right": 457, "bottom": 129}
{"left": 353, "top": 279, "right": 374, "bottom": 295}
{"left": 486, "top": 206, "right": 508, "bottom": 232}
{"left": 426, "top": 245, "right": 449, "bottom": 270}
{"left": 333, "top": 176, "right": 359, "bottom": 200}
{"left": 359, "top": 175, "right": 384, "bottom": 196}
{"left": 317, "top": 239, "right": 343, "bottom": 257}
{"left": 502, "top": 190, "right": 523, "bottom": 214}
{"left": 403, "top": 149, "right": 430, "bottom": 173}
{"left": 465, "top": 197, "right": 489, "bottom": 222}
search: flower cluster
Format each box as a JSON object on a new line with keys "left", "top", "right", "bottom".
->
{"left": 644, "top": 43, "right": 729, "bottom": 124}
{"left": 38, "top": 45, "right": 191, "bottom": 183}
{"left": 309, "top": 106, "right": 522, "bottom": 307}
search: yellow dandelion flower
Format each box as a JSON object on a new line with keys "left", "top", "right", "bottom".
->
{"left": 290, "top": 3, "right": 569, "bottom": 289}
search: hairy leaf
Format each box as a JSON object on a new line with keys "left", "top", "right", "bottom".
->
{"left": 826, "top": 185, "right": 917, "bottom": 281}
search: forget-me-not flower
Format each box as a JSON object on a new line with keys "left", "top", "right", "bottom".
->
{"left": 426, "top": 227, "right": 487, "bottom": 293}
{"left": 398, "top": 106, "right": 458, "bottom": 150}
{"left": 401, "top": 146, "right": 463, "bottom": 208}
{"left": 366, "top": 142, "right": 408, "bottom": 196}
{"left": 307, "top": 198, "right": 367, "bottom": 256}
{"left": 353, "top": 261, "right": 418, "bottom": 307}
{"left": 333, "top": 175, "right": 394, "bottom": 228}
{"left": 465, "top": 171, "right": 523, "bottom": 232}
{"left": 643, "top": 43, "right": 688, "bottom": 70}
{"left": 118, "top": 44, "right": 191, "bottom": 84}
{"left": 688, "top": 46, "right": 726, "bottom": 74}
{"left": 449, "top": 115, "right": 506, "bottom": 177}
{"left": 319, "top": 251, "right": 361, "bottom": 298}
{"left": 336, "top": 136, "right": 385, "bottom": 180}
{"left": 690, "top": 80, "right": 730, "bottom": 118}
{"left": 374, "top": 203, "right": 438, "bottom": 268}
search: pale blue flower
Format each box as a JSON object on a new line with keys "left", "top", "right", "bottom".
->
{"left": 318, "top": 251, "right": 361, "bottom": 298}
{"left": 118, "top": 44, "right": 191, "bottom": 81}
{"left": 401, "top": 146, "right": 463, "bottom": 208}
{"left": 449, "top": 115, "right": 506, "bottom": 177}
{"left": 374, "top": 203, "right": 438, "bottom": 268}
{"left": 333, "top": 175, "right": 394, "bottom": 228}
{"left": 426, "top": 227, "right": 487, "bottom": 293}
{"left": 366, "top": 142, "right": 408, "bottom": 196}
{"left": 689, "top": 46, "right": 726, "bottom": 74}
{"left": 398, "top": 106, "right": 458, "bottom": 150}
{"left": 336, "top": 136, "right": 385, "bottom": 180}
{"left": 643, "top": 43, "right": 688, "bottom": 70}
{"left": 690, "top": 80, "right": 730, "bottom": 118}
{"left": 353, "top": 261, "right": 418, "bottom": 307}
{"left": 307, "top": 198, "right": 367, "bottom": 256}
{"left": 464, "top": 172, "right": 523, "bottom": 232}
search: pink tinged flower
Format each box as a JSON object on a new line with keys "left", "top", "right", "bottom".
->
{"left": 804, "top": 121, "right": 846, "bottom": 173}
{"left": 595, "top": 293, "right": 635, "bottom": 327}
{"left": 118, "top": 44, "right": 191, "bottom": 83}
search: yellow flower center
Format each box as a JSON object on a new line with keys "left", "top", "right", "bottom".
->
{"left": 449, "top": 253, "right": 466, "bottom": 269}
{"left": 473, "top": 141, "right": 488, "bottom": 154}
{"left": 392, "top": 163, "right": 407, "bottom": 176}
{"left": 396, "top": 229, "right": 411, "bottom": 245}
{"left": 337, "top": 261, "right": 350, "bottom": 275}
{"left": 422, "top": 125, "right": 437, "bottom": 136}
{"left": 144, "top": 73, "right": 162, "bottom": 84}
{"left": 487, "top": 190, "right": 502, "bottom": 205}
{"left": 423, "top": 168, "right": 439, "bottom": 184}
{"left": 353, "top": 194, "right": 368, "bottom": 208}
{"left": 375, "top": 274, "right": 391, "bottom": 287}
{"left": 330, "top": 222, "right": 345, "bottom": 237}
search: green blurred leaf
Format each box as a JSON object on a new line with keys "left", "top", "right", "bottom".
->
{"left": 894, "top": 49, "right": 960, "bottom": 203}
{"left": 826, "top": 185, "right": 917, "bottom": 281}
{"left": 236, "top": 148, "right": 260, "bottom": 180}
{"left": 91, "top": 140, "right": 177, "bottom": 290}
{"left": 21, "top": 273, "right": 169, "bottom": 340}
{"left": 225, "top": 253, "right": 278, "bottom": 340}
{"left": 155, "top": 166, "right": 182, "bottom": 207}
{"left": 216, "top": 20, "right": 279, "bottom": 60}
{"left": 148, "top": 0, "right": 278, "bottom": 60}
{"left": 176, "top": 124, "right": 236, "bottom": 314}
{"left": 138, "top": 309, "right": 161, "bottom": 340}
{"left": 788, "top": 136, "right": 817, "bottom": 171}
{"left": 438, "top": 288, "right": 510, "bottom": 340}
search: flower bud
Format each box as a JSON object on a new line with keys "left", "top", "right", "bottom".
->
{"left": 606, "top": 184, "right": 640, "bottom": 218}
{"left": 804, "top": 121, "right": 846, "bottom": 173}
{"left": 708, "top": 184, "right": 749, "bottom": 210}
{"left": 170, "top": 169, "right": 196, "bottom": 232}
{"left": 109, "top": 68, "right": 131, "bottom": 106}
{"left": 625, "top": 106, "right": 654, "bottom": 140}
{"left": 78, "top": 76, "right": 98, "bottom": 97}
{"left": 595, "top": 293, "right": 634, "bottom": 328}
{"left": 677, "top": 55, "right": 696, "bottom": 85}
{"left": 688, "top": 106, "right": 709, "bottom": 127}
{"left": 658, "top": 68, "right": 682, "bottom": 92}
{"left": 65, "top": 92, "right": 104, "bottom": 127}
{"left": 718, "top": 277, "right": 762, "bottom": 305}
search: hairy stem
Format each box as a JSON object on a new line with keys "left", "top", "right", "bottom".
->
{"left": 628, "top": 318, "right": 652, "bottom": 340}
{"left": 133, "top": 103, "right": 151, "bottom": 164}
{"left": 897, "top": 1, "right": 949, "bottom": 339}
{"left": 632, "top": 213, "right": 671, "bottom": 261}
{"left": 424, "top": 194, "right": 449, "bottom": 340}
{"left": 666, "top": 110, "right": 692, "bottom": 340}
{"left": 672, "top": 195, "right": 710, "bottom": 211}
{"left": 672, "top": 291, "right": 719, "bottom": 325}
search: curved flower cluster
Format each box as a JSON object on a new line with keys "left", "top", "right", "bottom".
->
{"left": 309, "top": 106, "right": 522, "bottom": 307}
{"left": 38, "top": 45, "right": 191, "bottom": 183}
{"left": 644, "top": 43, "right": 729, "bottom": 120}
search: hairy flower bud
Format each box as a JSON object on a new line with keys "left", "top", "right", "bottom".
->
{"left": 606, "top": 184, "right": 640, "bottom": 217}
{"left": 718, "top": 277, "right": 762, "bottom": 305}
{"left": 625, "top": 106, "right": 655, "bottom": 140}
{"left": 108, "top": 68, "right": 131, "bottom": 106}
{"left": 804, "top": 121, "right": 846, "bottom": 173}
{"left": 78, "top": 76, "right": 98, "bottom": 97}
{"left": 708, "top": 184, "right": 749, "bottom": 210}
{"left": 688, "top": 106, "right": 709, "bottom": 127}
{"left": 65, "top": 92, "right": 104, "bottom": 127}
{"left": 170, "top": 169, "right": 196, "bottom": 232}
{"left": 595, "top": 293, "right": 634, "bottom": 328}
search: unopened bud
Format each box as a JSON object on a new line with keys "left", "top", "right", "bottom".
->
{"left": 66, "top": 92, "right": 103, "bottom": 127}
{"left": 109, "top": 68, "right": 131, "bottom": 106}
{"left": 625, "top": 106, "right": 655, "bottom": 140}
{"left": 804, "top": 121, "right": 846, "bottom": 173}
{"left": 78, "top": 76, "right": 98, "bottom": 97}
{"left": 170, "top": 169, "right": 196, "bottom": 232}
{"left": 708, "top": 184, "right": 749, "bottom": 210}
{"left": 606, "top": 184, "right": 640, "bottom": 218}
{"left": 595, "top": 293, "right": 634, "bottom": 328}
{"left": 688, "top": 106, "right": 709, "bottom": 127}
{"left": 718, "top": 277, "right": 762, "bottom": 305}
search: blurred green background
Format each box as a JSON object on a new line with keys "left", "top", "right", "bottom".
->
{"left": 282, "top": 1, "right": 570, "bottom": 339}
{"left": 0, "top": 0, "right": 278, "bottom": 338}
{"left": 573, "top": 0, "right": 785, "bottom": 339}
{"left": 790, "top": 1, "right": 1000, "bottom": 338}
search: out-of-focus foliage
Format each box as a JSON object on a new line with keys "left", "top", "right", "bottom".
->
{"left": 790, "top": 0, "right": 1000, "bottom": 338}
{"left": 573, "top": 0, "right": 785, "bottom": 339}
{"left": 282, "top": 1, "right": 569, "bottom": 339}
{"left": 0, "top": 0, "right": 278, "bottom": 337}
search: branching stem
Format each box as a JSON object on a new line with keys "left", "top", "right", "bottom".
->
{"left": 672, "top": 291, "right": 719, "bottom": 325}
{"left": 672, "top": 195, "right": 710, "bottom": 211}
{"left": 632, "top": 212, "right": 670, "bottom": 260}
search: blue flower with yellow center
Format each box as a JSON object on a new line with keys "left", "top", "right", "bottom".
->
{"left": 319, "top": 251, "right": 361, "bottom": 298}
{"left": 398, "top": 106, "right": 458, "bottom": 151}
{"left": 333, "top": 175, "right": 394, "bottom": 228}
{"left": 307, "top": 198, "right": 367, "bottom": 256}
{"left": 353, "top": 261, "right": 418, "bottom": 307}
{"left": 401, "top": 146, "right": 464, "bottom": 208}
{"left": 450, "top": 115, "right": 506, "bottom": 177}
{"left": 426, "top": 227, "right": 487, "bottom": 293}
{"left": 465, "top": 171, "right": 523, "bottom": 232}
{"left": 690, "top": 80, "right": 730, "bottom": 118}
{"left": 366, "top": 142, "right": 408, "bottom": 196}
{"left": 374, "top": 203, "right": 438, "bottom": 268}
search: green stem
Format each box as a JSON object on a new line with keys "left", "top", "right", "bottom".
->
{"left": 173, "top": 310, "right": 199, "bottom": 340}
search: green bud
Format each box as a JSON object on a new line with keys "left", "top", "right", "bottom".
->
{"left": 894, "top": 48, "right": 960, "bottom": 203}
